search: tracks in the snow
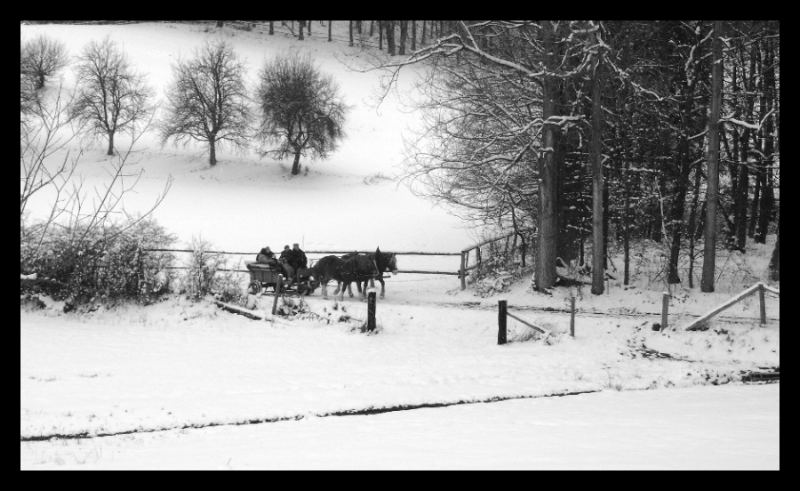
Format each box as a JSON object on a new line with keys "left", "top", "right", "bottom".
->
{"left": 20, "top": 389, "right": 600, "bottom": 443}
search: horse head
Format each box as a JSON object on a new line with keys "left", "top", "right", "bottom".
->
{"left": 375, "top": 247, "right": 398, "bottom": 275}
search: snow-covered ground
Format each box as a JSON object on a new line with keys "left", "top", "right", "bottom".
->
{"left": 20, "top": 383, "right": 778, "bottom": 470}
{"left": 20, "top": 22, "right": 780, "bottom": 470}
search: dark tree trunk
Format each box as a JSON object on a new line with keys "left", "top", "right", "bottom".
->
{"left": 748, "top": 173, "right": 760, "bottom": 237}
{"left": 768, "top": 232, "right": 779, "bottom": 281}
{"left": 687, "top": 167, "right": 702, "bottom": 288}
{"left": 298, "top": 21, "right": 305, "bottom": 40}
{"left": 107, "top": 131, "right": 115, "bottom": 156}
{"left": 329, "top": 21, "right": 332, "bottom": 42}
{"left": 591, "top": 62, "right": 605, "bottom": 295}
{"left": 357, "top": 21, "right": 362, "bottom": 34}
{"left": 269, "top": 21, "right": 274, "bottom": 35}
{"left": 386, "top": 21, "right": 396, "bottom": 55}
{"left": 209, "top": 139, "right": 217, "bottom": 166}
{"left": 667, "top": 165, "right": 690, "bottom": 285}
{"left": 399, "top": 21, "right": 408, "bottom": 55}
{"left": 411, "top": 20, "right": 416, "bottom": 51}
{"left": 421, "top": 20, "right": 426, "bottom": 45}
{"left": 349, "top": 21, "right": 353, "bottom": 46}
{"left": 756, "top": 38, "right": 776, "bottom": 244}
{"left": 307, "top": 21, "right": 311, "bottom": 35}
{"left": 370, "top": 21, "right": 374, "bottom": 37}
{"left": 291, "top": 150, "right": 302, "bottom": 175}
{"left": 536, "top": 21, "right": 558, "bottom": 291}
{"left": 379, "top": 21, "right": 383, "bottom": 50}
{"left": 216, "top": 21, "right": 223, "bottom": 28}
{"left": 701, "top": 21, "right": 723, "bottom": 292}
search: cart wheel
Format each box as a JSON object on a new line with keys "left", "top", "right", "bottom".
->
{"left": 248, "top": 281, "right": 262, "bottom": 295}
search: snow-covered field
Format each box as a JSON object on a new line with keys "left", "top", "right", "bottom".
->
{"left": 21, "top": 383, "right": 778, "bottom": 470}
{"left": 20, "top": 22, "right": 780, "bottom": 470}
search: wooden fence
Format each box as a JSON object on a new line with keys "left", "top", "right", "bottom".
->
{"left": 460, "top": 229, "right": 536, "bottom": 290}
{"left": 679, "top": 282, "right": 779, "bottom": 331}
{"left": 144, "top": 229, "right": 534, "bottom": 290}
{"left": 497, "top": 299, "right": 552, "bottom": 345}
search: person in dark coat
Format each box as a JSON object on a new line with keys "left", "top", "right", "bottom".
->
{"left": 256, "top": 246, "right": 276, "bottom": 265}
{"left": 278, "top": 245, "right": 295, "bottom": 284}
{"left": 289, "top": 243, "right": 307, "bottom": 270}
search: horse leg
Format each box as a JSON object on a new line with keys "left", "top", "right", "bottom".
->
{"left": 322, "top": 279, "right": 329, "bottom": 298}
{"left": 379, "top": 278, "right": 385, "bottom": 298}
{"left": 347, "top": 281, "right": 354, "bottom": 297}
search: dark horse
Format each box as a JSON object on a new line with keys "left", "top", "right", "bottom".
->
{"left": 339, "top": 248, "right": 398, "bottom": 300}
{"left": 309, "top": 248, "right": 398, "bottom": 300}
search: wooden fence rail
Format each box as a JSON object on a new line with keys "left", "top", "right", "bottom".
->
{"left": 682, "top": 282, "right": 778, "bottom": 331}
{"left": 497, "top": 299, "right": 551, "bottom": 345}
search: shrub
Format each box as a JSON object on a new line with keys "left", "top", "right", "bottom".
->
{"left": 20, "top": 218, "right": 176, "bottom": 306}
{"left": 181, "top": 236, "right": 225, "bottom": 300}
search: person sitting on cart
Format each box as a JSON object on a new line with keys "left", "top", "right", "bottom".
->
{"left": 278, "top": 245, "right": 295, "bottom": 286}
{"left": 286, "top": 243, "right": 307, "bottom": 283}
{"left": 256, "top": 246, "right": 278, "bottom": 267}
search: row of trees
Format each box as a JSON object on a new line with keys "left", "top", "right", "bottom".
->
{"left": 383, "top": 20, "right": 779, "bottom": 292}
{"left": 21, "top": 34, "right": 347, "bottom": 175}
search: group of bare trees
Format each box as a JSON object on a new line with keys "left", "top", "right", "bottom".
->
{"left": 384, "top": 20, "right": 779, "bottom": 293}
{"left": 159, "top": 40, "right": 347, "bottom": 174}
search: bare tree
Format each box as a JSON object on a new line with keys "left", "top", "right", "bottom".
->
{"left": 72, "top": 37, "right": 153, "bottom": 156}
{"left": 160, "top": 41, "right": 251, "bottom": 166}
{"left": 21, "top": 84, "right": 171, "bottom": 267}
{"left": 255, "top": 54, "right": 347, "bottom": 176}
{"left": 21, "top": 34, "right": 69, "bottom": 90}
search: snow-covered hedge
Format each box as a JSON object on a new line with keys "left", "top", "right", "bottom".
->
{"left": 20, "top": 219, "right": 176, "bottom": 308}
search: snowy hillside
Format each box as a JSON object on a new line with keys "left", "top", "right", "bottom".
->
{"left": 20, "top": 21, "right": 475, "bottom": 254}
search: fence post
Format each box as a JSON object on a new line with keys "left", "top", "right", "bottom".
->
{"left": 570, "top": 296, "right": 576, "bottom": 337}
{"left": 271, "top": 275, "right": 283, "bottom": 315}
{"left": 498, "top": 300, "right": 507, "bottom": 345}
{"left": 367, "top": 291, "right": 376, "bottom": 332}
{"left": 661, "top": 292, "right": 669, "bottom": 331}
{"left": 759, "top": 283, "right": 766, "bottom": 325}
{"left": 459, "top": 252, "right": 467, "bottom": 290}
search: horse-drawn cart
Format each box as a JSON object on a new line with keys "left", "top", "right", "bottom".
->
{"left": 245, "top": 262, "right": 317, "bottom": 296}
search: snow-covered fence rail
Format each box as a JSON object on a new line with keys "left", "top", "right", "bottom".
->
{"left": 460, "top": 229, "right": 536, "bottom": 290}
{"left": 682, "top": 282, "right": 778, "bottom": 331}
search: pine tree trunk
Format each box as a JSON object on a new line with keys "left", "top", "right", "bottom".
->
{"left": 701, "top": 21, "right": 723, "bottom": 292}
{"left": 349, "top": 21, "right": 353, "bottom": 46}
{"left": 370, "top": 21, "right": 374, "bottom": 37}
{"left": 756, "top": 38, "right": 776, "bottom": 244}
{"left": 269, "top": 21, "right": 274, "bottom": 35}
{"left": 536, "top": 21, "right": 558, "bottom": 291}
{"left": 768, "top": 232, "right": 779, "bottom": 281}
{"left": 399, "top": 21, "right": 408, "bottom": 55}
{"left": 291, "top": 150, "right": 302, "bottom": 175}
{"left": 421, "top": 20, "right": 426, "bottom": 45}
{"left": 107, "top": 131, "right": 114, "bottom": 156}
{"left": 307, "top": 21, "right": 311, "bottom": 35}
{"left": 329, "top": 21, "right": 332, "bottom": 42}
{"left": 298, "top": 21, "right": 305, "bottom": 40}
{"left": 591, "top": 62, "right": 604, "bottom": 295}
{"left": 386, "top": 21, "right": 396, "bottom": 56}
{"left": 379, "top": 21, "right": 383, "bottom": 50}
{"left": 748, "top": 173, "right": 760, "bottom": 237}
{"left": 411, "top": 20, "right": 416, "bottom": 51}
{"left": 687, "top": 167, "right": 702, "bottom": 288}
{"left": 357, "top": 21, "right": 361, "bottom": 34}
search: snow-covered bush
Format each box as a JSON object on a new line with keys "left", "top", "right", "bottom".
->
{"left": 20, "top": 218, "right": 176, "bottom": 307}
{"left": 181, "top": 236, "right": 225, "bottom": 300}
